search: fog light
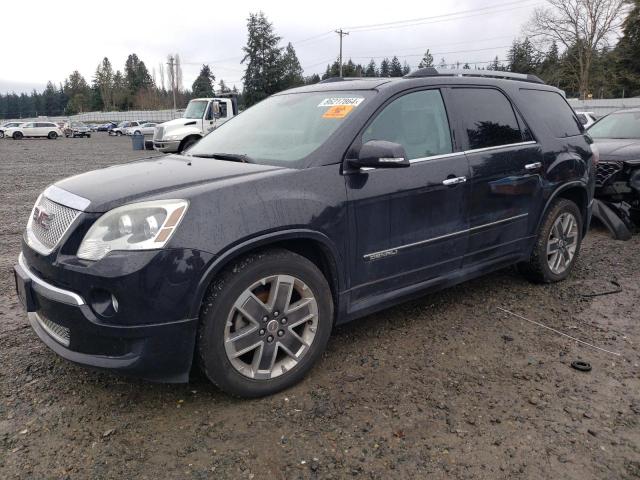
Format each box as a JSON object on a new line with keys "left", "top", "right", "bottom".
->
{"left": 90, "top": 288, "right": 119, "bottom": 318}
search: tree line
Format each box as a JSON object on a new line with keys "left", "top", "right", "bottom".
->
{"left": 1, "top": 1, "right": 639, "bottom": 119}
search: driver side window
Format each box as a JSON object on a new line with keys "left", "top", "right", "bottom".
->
{"left": 362, "top": 90, "right": 453, "bottom": 160}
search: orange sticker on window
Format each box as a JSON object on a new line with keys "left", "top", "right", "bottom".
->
{"left": 322, "top": 105, "right": 354, "bottom": 119}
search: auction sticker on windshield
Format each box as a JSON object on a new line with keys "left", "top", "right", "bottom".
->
{"left": 318, "top": 97, "right": 364, "bottom": 107}
{"left": 322, "top": 105, "right": 354, "bottom": 119}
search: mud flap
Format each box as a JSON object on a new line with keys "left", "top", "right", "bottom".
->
{"left": 591, "top": 199, "right": 632, "bottom": 241}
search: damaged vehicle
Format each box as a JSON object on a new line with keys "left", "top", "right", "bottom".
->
{"left": 14, "top": 69, "right": 595, "bottom": 397}
{"left": 588, "top": 109, "right": 640, "bottom": 239}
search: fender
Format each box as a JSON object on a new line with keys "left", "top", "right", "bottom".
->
{"left": 536, "top": 180, "right": 590, "bottom": 236}
{"left": 188, "top": 228, "right": 344, "bottom": 318}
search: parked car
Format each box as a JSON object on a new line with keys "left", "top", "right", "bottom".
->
{"left": 14, "top": 69, "right": 595, "bottom": 397}
{"left": 153, "top": 96, "right": 237, "bottom": 153}
{"left": 126, "top": 122, "right": 158, "bottom": 136}
{"left": 576, "top": 111, "right": 598, "bottom": 128}
{"left": 110, "top": 121, "right": 141, "bottom": 136}
{"left": 97, "top": 122, "right": 117, "bottom": 132}
{"left": 0, "top": 121, "right": 24, "bottom": 138}
{"left": 65, "top": 122, "right": 91, "bottom": 138}
{"left": 5, "top": 121, "right": 63, "bottom": 139}
{"left": 587, "top": 109, "right": 640, "bottom": 237}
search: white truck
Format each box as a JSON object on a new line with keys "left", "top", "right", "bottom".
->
{"left": 153, "top": 96, "right": 238, "bottom": 153}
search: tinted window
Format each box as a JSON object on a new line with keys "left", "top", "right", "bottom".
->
{"left": 588, "top": 112, "right": 640, "bottom": 139}
{"left": 362, "top": 90, "right": 452, "bottom": 160}
{"left": 576, "top": 113, "right": 588, "bottom": 125}
{"left": 218, "top": 102, "right": 228, "bottom": 118}
{"left": 520, "top": 89, "right": 582, "bottom": 137}
{"left": 452, "top": 88, "right": 523, "bottom": 150}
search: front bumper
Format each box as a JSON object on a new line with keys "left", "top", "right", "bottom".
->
{"left": 153, "top": 140, "right": 180, "bottom": 153}
{"left": 14, "top": 250, "right": 205, "bottom": 382}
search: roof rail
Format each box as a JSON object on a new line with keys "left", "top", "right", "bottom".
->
{"left": 318, "top": 77, "right": 379, "bottom": 84}
{"left": 404, "top": 67, "right": 545, "bottom": 85}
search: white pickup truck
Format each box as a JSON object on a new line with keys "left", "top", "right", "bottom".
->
{"left": 153, "top": 96, "right": 238, "bottom": 153}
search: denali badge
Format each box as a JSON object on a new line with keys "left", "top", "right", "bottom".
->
{"left": 33, "top": 207, "right": 54, "bottom": 231}
{"left": 364, "top": 249, "right": 398, "bottom": 262}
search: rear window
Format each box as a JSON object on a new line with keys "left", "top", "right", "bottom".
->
{"left": 520, "top": 89, "right": 582, "bottom": 137}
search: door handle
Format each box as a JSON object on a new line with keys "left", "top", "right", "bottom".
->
{"left": 525, "top": 162, "right": 542, "bottom": 171}
{"left": 442, "top": 176, "right": 467, "bottom": 186}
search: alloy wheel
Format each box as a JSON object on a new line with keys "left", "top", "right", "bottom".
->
{"left": 547, "top": 212, "right": 578, "bottom": 274}
{"left": 224, "top": 274, "right": 319, "bottom": 380}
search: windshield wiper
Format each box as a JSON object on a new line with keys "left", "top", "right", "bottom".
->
{"left": 188, "top": 152, "right": 253, "bottom": 163}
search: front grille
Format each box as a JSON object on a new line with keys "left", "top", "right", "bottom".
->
{"left": 154, "top": 126, "right": 164, "bottom": 141}
{"left": 35, "top": 312, "right": 70, "bottom": 346}
{"left": 596, "top": 162, "right": 623, "bottom": 188}
{"left": 28, "top": 196, "right": 81, "bottom": 252}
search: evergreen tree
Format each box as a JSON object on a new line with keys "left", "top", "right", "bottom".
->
{"left": 463, "top": 63, "right": 471, "bottom": 69}
{"left": 507, "top": 38, "right": 539, "bottom": 74}
{"left": 280, "top": 42, "right": 304, "bottom": 89}
{"left": 94, "top": 57, "right": 114, "bottom": 110}
{"left": 192, "top": 64, "right": 215, "bottom": 97}
{"left": 242, "top": 12, "right": 283, "bottom": 106}
{"left": 63, "top": 71, "right": 91, "bottom": 114}
{"left": 364, "top": 59, "right": 378, "bottom": 77}
{"left": 218, "top": 79, "right": 231, "bottom": 93}
{"left": 402, "top": 61, "right": 411, "bottom": 75}
{"left": 438, "top": 58, "right": 447, "bottom": 68}
{"left": 379, "top": 58, "right": 391, "bottom": 77}
{"left": 305, "top": 73, "right": 321, "bottom": 84}
{"left": 418, "top": 49, "right": 434, "bottom": 68}
{"left": 390, "top": 56, "right": 403, "bottom": 76}
{"left": 614, "top": 0, "right": 640, "bottom": 97}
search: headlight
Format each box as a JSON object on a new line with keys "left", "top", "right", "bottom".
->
{"left": 77, "top": 199, "right": 189, "bottom": 261}
{"left": 165, "top": 134, "right": 181, "bottom": 141}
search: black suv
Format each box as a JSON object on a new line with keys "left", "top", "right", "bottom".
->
{"left": 14, "top": 68, "right": 595, "bottom": 397}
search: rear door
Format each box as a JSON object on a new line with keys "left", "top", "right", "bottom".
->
{"left": 448, "top": 87, "right": 543, "bottom": 266}
{"left": 346, "top": 88, "right": 470, "bottom": 304}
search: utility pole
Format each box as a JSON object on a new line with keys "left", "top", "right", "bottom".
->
{"left": 335, "top": 29, "right": 349, "bottom": 77}
{"left": 167, "top": 56, "right": 177, "bottom": 111}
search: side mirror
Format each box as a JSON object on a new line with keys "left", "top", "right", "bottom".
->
{"left": 351, "top": 140, "right": 410, "bottom": 169}
{"left": 212, "top": 101, "right": 221, "bottom": 118}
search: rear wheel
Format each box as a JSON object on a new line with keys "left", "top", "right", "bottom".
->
{"left": 0, "top": 131, "right": 4, "bottom": 138}
{"left": 47, "top": 131, "right": 58, "bottom": 139}
{"left": 13, "top": 131, "right": 23, "bottom": 140}
{"left": 197, "top": 249, "right": 333, "bottom": 397}
{"left": 519, "top": 199, "right": 582, "bottom": 283}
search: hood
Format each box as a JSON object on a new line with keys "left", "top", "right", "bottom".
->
{"left": 592, "top": 138, "right": 640, "bottom": 161}
{"left": 161, "top": 117, "right": 200, "bottom": 128}
{"left": 53, "top": 155, "right": 285, "bottom": 212}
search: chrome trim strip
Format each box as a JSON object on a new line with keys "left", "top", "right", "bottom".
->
{"left": 18, "top": 252, "right": 85, "bottom": 306}
{"left": 463, "top": 140, "right": 537, "bottom": 155}
{"left": 363, "top": 213, "right": 529, "bottom": 261}
{"left": 360, "top": 142, "right": 538, "bottom": 171}
{"left": 43, "top": 185, "right": 91, "bottom": 212}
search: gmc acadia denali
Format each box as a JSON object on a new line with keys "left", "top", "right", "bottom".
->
{"left": 14, "top": 68, "right": 596, "bottom": 397}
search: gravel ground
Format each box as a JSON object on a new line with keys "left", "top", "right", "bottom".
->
{"left": 1, "top": 134, "right": 639, "bottom": 479}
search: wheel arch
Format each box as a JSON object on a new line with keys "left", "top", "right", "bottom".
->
{"left": 189, "top": 229, "right": 344, "bottom": 320}
{"left": 178, "top": 134, "right": 202, "bottom": 152}
{"left": 539, "top": 181, "right": 590, "bottom": 237}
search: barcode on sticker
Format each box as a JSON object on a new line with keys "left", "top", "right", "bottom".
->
{"left": 318, "top": 97, "right": 364, "bottom": 107}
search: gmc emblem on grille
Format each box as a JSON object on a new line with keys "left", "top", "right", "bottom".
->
{"left": 33, "top": 207, "right": 54, "bottom": 230}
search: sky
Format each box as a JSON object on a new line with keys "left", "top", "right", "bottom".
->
{"left": 0, "top": 0, "right": 543, "bottom": 94}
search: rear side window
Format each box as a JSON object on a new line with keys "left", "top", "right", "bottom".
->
{"left": 362, "top": 89, "right": 452, "bottom": 160}
{"left": 451, "top": 88, "right": 523, "bottom": 150}
{"left": 520, "top": 89, "right": 582, "bottom": 137}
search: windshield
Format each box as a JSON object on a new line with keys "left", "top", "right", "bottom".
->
{"left": 184, "top": 100, "right": 209, "bottom": 119}
{"left": 189, "top": 91, "right": 371, "bottom": 165}
{"left": 588, "top": 112, "right": 640, "bottom": 139}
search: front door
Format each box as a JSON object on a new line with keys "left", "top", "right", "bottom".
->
{"left": 345, "top": 88, "right": 470, "bottom": 307}
{"left": 448, "top": 87, "right": 544, "bottom": 265}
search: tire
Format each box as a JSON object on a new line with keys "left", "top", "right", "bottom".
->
{"left": 0, "top": 131, "right": 4, "bottom": 139}
{"left": 197, "top": 249, "right": 334, "bottom": 398}
{"left": 13, "top": 131, "right": 23, "bottom": 140}
{"left": 86, "top": 134, "right": 91, "bottom": 138}
{"left": 519, "top": 198, "right": 583, "bottom": 283}
{"left": 179, "top": 136, "right": 199, "bottom": 153}
{"left": 48, "top": 131, "right": 58, "bottom": 139}
{"left": 116, "top": 131, "right": 122, "bottom": 136}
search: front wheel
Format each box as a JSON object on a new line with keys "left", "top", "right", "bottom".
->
{"left": 0, "top": 131, "right": 4, "bottom": 139}
{"left": 13, "top": 131, "right": 23, "bottom": 140}
{"left": 197, "top": 249, "right": 333, "bottom": 397}
{"left": 48, "top": 131, "right": 58, "bottom": 139}
{"left": 519, "top": 199, "right": 583, "bottom": 283}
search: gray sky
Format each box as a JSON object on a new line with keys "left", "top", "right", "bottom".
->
{"left": 0, "top": 0, "right": 541, "bottom": 94}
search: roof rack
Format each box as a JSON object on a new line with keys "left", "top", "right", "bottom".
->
{"left": 318, "top": 77, "right": 381, "bottom": 84}
{"left": 404, "top": 67, "right": 545, "bottom": 85}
